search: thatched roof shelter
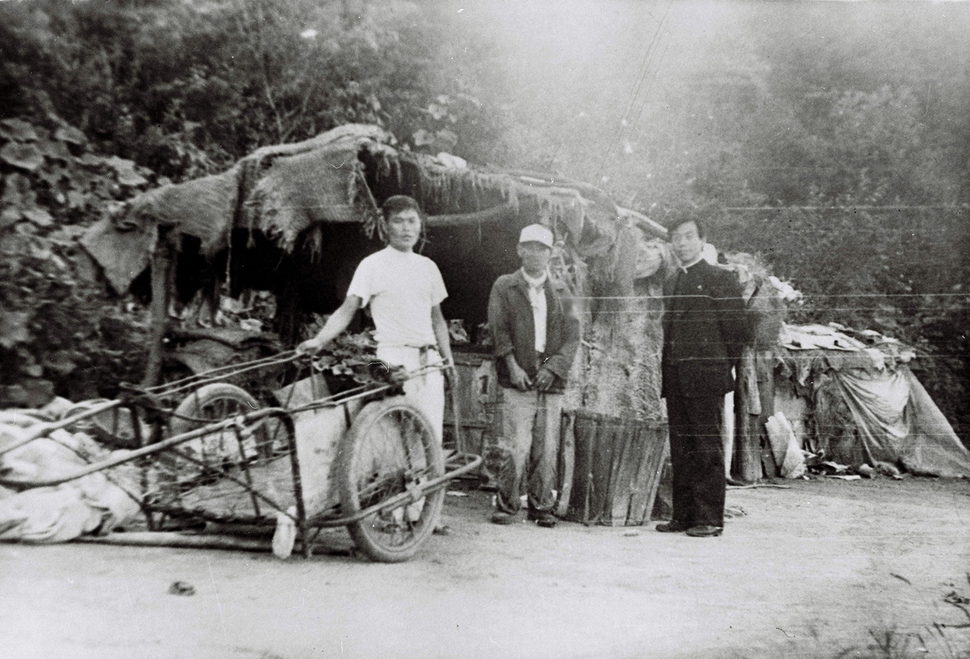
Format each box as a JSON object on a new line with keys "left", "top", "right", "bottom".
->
{"left": 80, "top": 124, "right": 668, "bottom": 385}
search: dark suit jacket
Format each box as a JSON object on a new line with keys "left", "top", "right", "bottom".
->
{"left": 661, "top": 259, "right": 749, "bottom": 399}
{"left": 488, "top": 270, "right": 580, "bottom": 393}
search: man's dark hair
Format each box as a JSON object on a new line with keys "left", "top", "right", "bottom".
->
{"left": 381, "top": 195, "right": 422, "bottom": 221}
{"left": 668, "top": 216, "right": 706, "bottom": 239}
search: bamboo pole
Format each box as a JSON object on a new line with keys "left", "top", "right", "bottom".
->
{"left": 73, "top": 532, "right": 351, "bottom": 556}
{"left": 425, "top": 203, "right": 515, "bottom": 227}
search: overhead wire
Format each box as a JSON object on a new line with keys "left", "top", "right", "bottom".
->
{"left": 596, "top": 1, "right": 673, "bottom": 180}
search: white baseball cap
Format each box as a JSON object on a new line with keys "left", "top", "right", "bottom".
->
{"left": 518, "top": 224, "right": 554, "bottom": 248}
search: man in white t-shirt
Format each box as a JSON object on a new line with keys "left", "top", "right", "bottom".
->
{"left": 297, "top": 195, "right": 454, "bottom": 440}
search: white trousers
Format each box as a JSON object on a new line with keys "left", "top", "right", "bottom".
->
{"left": 376, "top": 345, "right": 445, "bottom": 443}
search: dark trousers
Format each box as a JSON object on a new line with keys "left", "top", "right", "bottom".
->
{"left": 666, "top": 394, "right": 726, "bottom": 527}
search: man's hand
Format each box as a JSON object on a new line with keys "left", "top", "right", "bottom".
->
{"left": 535, "top": 367, "right": 556, "bottom": 392}
{"left": 441, "top": 359, "right": 457, "bottom": 387}
{"left": 296, "top": 337, "right": 325, "bottom": 355}
{"left": 508, "top": 361, "right": 533, "bottom": 391}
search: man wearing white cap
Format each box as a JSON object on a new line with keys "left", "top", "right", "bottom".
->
{"left": 487, "top": 224, "right": 580, "bottom": 528}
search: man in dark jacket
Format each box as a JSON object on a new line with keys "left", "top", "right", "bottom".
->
{"left": 487, "top": 224, "right": 580, "bottom": 528}
{"left": 660, "top": 217, "right": 749, "bottom": 537}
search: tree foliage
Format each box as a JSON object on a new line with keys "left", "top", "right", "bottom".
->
{"left": 0, "top": 0, "right": 514, "bottom": 179}
{"left": 659, "top": 7, "right": 970, "bottom": 439}
{"left": 499, "top": 2, "right": 969, "bottom": 439}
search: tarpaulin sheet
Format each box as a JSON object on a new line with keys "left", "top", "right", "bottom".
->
{"left": 834, "top": 366, "right": 970, "bottom": 478}
{"left": 80, "top": 215, "right": 157, "bottom": 295}
{"left": 899, "top": 370, "right": 970, "bottom": 478}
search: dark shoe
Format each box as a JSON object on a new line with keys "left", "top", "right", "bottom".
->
{"left": 655, "top": 520, "right": 691, "bottom": 533}
{"left": 491, "top": 511, "right": 518, "bottom": 525}
{"left": 528, "top": 512, "right": 557, "bottom": 528}
{"left": 685, "top": 525, "right": 723, "bottom": 537}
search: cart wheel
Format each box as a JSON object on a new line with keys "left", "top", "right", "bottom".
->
{"left": 170, "top": 383, "right": 282, "bottom": 464}
{"left": 337, "top": 397, "right": 444, "bottom": 563}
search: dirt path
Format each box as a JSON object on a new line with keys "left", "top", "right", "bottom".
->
{"left": 1, "top": 477, "right": 968, "bottom": 659}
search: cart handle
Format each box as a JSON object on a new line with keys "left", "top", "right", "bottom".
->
{"left": 140, "top": 350, "right": 302, "bottom": 397}
{"left": 279, "top": 363, "right": 451, "bottom": 415}
{"left": 309, "top": 453, "right": 483, "bottom": 527}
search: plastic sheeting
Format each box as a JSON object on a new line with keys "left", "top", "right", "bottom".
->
{"left": 765, "top": 412, "right": 806, "bottom": 479}
{"left": 899, "top": 370, "right": 970, "bottom": 478}
{"left": 833, "top": 367, "right": 970, "bottom": 478}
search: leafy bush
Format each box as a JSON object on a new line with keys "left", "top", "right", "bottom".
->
{"left": 0, "top": 113, "right": 157, "bottom": 406}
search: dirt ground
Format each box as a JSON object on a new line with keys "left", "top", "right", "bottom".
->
{"left": 1, "top": 476, "right": 969, "bottom": 659}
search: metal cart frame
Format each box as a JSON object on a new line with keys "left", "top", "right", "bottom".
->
{"left": 0, "top": 353, "right": 481, "bottom": 562}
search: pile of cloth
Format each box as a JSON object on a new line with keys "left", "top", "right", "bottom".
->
{"left": 0, "top": 404, "right": 142, "bottom": 544}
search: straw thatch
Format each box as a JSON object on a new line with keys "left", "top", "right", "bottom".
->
{"left": 80, "top": 124, "right": 671, "bottom": 408}
{"left": 82, "top": 124, "right": 665, "bottom": 300}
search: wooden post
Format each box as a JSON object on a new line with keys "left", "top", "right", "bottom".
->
{"left": 733, "top": 347, "right": 763, "bottom": 483}
{"left": 733, "top": 347, "right": 777, "bottom": 483}
{"left": 555, "top": 410, "right": 575, "bottom": 518}
{"left": 141, "top": 235, "right": 174, "bottom": 387}
{"left": 756, "top": 348, "right": 776, "bottom": 478}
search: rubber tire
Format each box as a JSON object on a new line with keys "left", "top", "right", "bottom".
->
{"left": 170, "top": 383, "right": 269, "bottom": 462}
{"left": 337, "top": 397, "right": 444, "bottom": 563}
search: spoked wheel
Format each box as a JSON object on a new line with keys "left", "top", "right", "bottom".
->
{"left": 337, "top": 397, "right": 444, "bottom": 563}
{"left": 170, "top": 383, "right": 289, "bottom": 466}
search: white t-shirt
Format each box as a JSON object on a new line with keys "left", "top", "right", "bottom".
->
{"left": 346, "top": 247, "right": 447, "bottom": 348}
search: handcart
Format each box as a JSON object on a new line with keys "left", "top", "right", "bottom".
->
{"left": 0, "top": 352, "right": 481, "bottom": 562}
